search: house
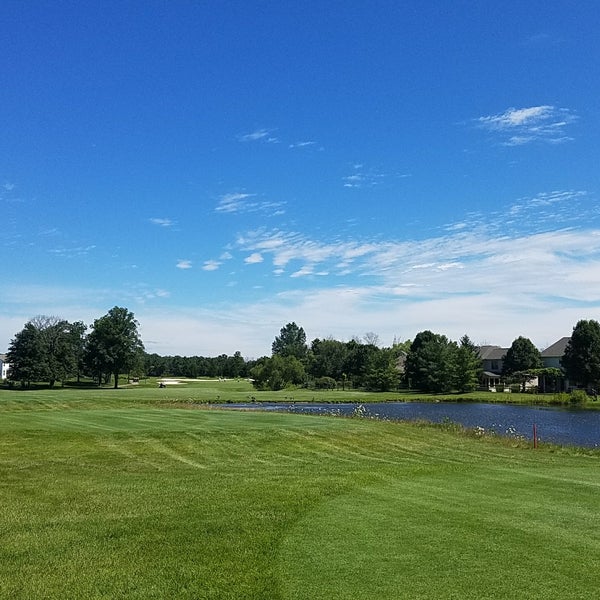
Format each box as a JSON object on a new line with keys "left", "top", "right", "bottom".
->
{"left": 395, "top": 351, "right": 407, "bottom": 375}
{"left": 477, "top": 345, "right": 508, "bottom": 390}
{"left": 540, "top": 337, "right": 571, "bottom": 391}
{"left": 477, "top": 337, "right": 571, "bottom": 392}
{"left": 541, "top": 337, "right": 570, "bottom": 369}
{"left": 0, "top": 353, "right": 10, "bottom": 380}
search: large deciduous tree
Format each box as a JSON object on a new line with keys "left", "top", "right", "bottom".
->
{"left": 84, "top": 307, "right": 144, "bottom": 388}
{"left": 250, "top": 354, "right": 306, "bottom": 390}
{"left": 561, "top": 319, "right": 600, "bottom": 390}
{"left": 502, "top": 336, "right": 542, "bottom": 392}
{"left": 308, "top": 338, "right": 348, "bottom": 381}
{"left": 7, "top": 316, "right": 76, "bottom": 387}
{"left": 502, "top": 336, "right": 542, "bottom": 374}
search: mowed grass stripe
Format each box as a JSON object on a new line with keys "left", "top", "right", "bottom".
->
{"left": 1, "top": 402, "right": 599, "bottom": 599}
{"left": 279, "top": 461, "right": 600, "bottom": 600}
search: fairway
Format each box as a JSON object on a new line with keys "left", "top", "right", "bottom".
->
{"left": 1, "top": 396, "right": 599, "bottom": 599}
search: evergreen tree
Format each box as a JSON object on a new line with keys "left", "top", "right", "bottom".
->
{"left": 6, "top": 322, "right": 45, "bottom": 386}
{"left": 454, "top": 334, "right": 481, "bottom": 393}
{"left": 272, "top": 322, "right": 308, "bottom": 360}
{"left": 405, "top": 330, "right": 457, "bottom": 393}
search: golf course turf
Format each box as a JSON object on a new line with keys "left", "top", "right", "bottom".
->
{"left": 1, "top": 383, "right": 599, "bottom": 599}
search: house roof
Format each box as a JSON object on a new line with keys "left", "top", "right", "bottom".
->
{"left": 541, "top": 337, "right": 570, "bottom": 358}
{"left": 482, "top": 370, "right": 502, "bottom": 378}
{"left": 477, "top": 346, "right": 507, "bottom": 360}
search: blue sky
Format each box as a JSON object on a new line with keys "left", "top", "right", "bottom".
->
{"left": 2, "top": 1, "right": 600, "bottom": 357}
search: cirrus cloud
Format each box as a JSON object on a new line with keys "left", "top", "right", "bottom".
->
{"left": 477, "top": 105, "right": 577, "bottom": 145}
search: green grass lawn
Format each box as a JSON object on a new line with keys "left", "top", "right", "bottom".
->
{"left": 1, "top": 386, "right": 599, "bottom": 599}
{"left": 2, "top": 376, "right": 590, "bottom": 409}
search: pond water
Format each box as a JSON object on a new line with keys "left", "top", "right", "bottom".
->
{"left": 225, "top": 401, "right": 600, "bottom": 448}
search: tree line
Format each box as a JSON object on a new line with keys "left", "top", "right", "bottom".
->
{"left": 5, "top": 310, "right": 600, "bottom": 393}
{"left": 5, "top": 307, "right": 144, "bottom": 388}
{"left": 252, "top": 320, "right": 600, "bottom": 393}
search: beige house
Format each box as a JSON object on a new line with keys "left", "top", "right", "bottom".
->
{"left": 0, "top": 353, "right": 10, "bottom": 380}
{"left": 477, "top": 337, "right": 570, "bottom": 391}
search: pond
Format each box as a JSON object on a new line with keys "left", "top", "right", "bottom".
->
{"left": 224, "top": 401, "right": 600, "bottom": 448}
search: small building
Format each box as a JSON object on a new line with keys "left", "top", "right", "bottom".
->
{"left": 0, "top": 353, "right": 10, "bottom": 380}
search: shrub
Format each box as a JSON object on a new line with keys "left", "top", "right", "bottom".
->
{"left": 569, "top": 389, "right": 588, "bottom": 405}
{"left": 315, "top": 376, "right": 337, "bottom": 390}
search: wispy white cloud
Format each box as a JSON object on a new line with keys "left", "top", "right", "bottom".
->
{"left": 202, "top": 260, "right": 221, "bottom": 271}
{"left": 3, "top": 190, "right": 598, "bottom": 358}
{"left": 215, "top": 192, "right": 285, "bottom": 216}
{"left": 343, "top": 164, "right": 387, "bottom": 188}
{"left": 521, "top": 32, "right": 563, "bottom": 47}
{"left": 176, "top": 259, "right": 192, "bottom": 269}
{"left": 48, "top": 245, "right": 96, "bottom": 258}
{"left": 133, "top": 286, "right": 172, "bottom": 302}
{"left": 290, "top": 265, "right": 314, "bottom": 278}
{"left": 233, "top": 192, "right": 598, "bottom": 308}
{"left": 238, "top": 128, "right": 279, "bottom": 143}
{"left": 477, "top": 105, "right": 577, "bottom": 145}
{"left": 289, "top": 141, "right": 318, "bottom": 149}
{"left": 149, "top": 217, "right": 174, "bottom": 228}
{"left": 244, "top": 252, "right": 264, "bottom": 264}
{"left": 215, "top": 193, "right": 256, "bottom": 213}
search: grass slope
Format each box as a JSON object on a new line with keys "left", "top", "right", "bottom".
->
{"left": 1, "top": 388, "right": 599, "bottom": 599}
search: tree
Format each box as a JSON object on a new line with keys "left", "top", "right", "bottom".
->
{"left": 308, "top": 338, "right": 348, "bottom": 381}
{"left": 6, "top": 322, "right": 45, "bottom": 386}
{"left": 534, "top": 367, "right": 564, "bottom": 393}
{"left": 363, "top": 346, "right": 400, "bottom": 391}
{"left": 502, "top": 337, "right": 542, "bottom": 374}
{"left": 404, "top": 330, "right": 457, "bottom": 393}
{"left": 250, "top": 354, "right": 306, "bottom": 390}
{"left": 34, "top": 316, "right": 75, "bottom": 387}
{"left": 362, "top": 331, "right": 380, "bottom": 347}
{"left": 68, "top": 321, "right": 88, "bottom": 383}
{"left": 229, "top": 351, "right": 246, "bottom": 378}
{"left": 6, "top": 316, "right": 76, "bottom": 387}
{"left": 84, "top": 307, "right": 144, "bottom": 388}
{"left": 562, "top": 319, "right": 600, "bottom": 390}
{"left": 272, "top": 322, "right": 307, "bottom": 360}
{"left": 343, "top": 340, "right": 379, "bottom": 388}
{"left": 502, "top": 336, "right": 542, "bottom": 392}
{"left": 454, "top": 335, "right": 481, "bottom": 393}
